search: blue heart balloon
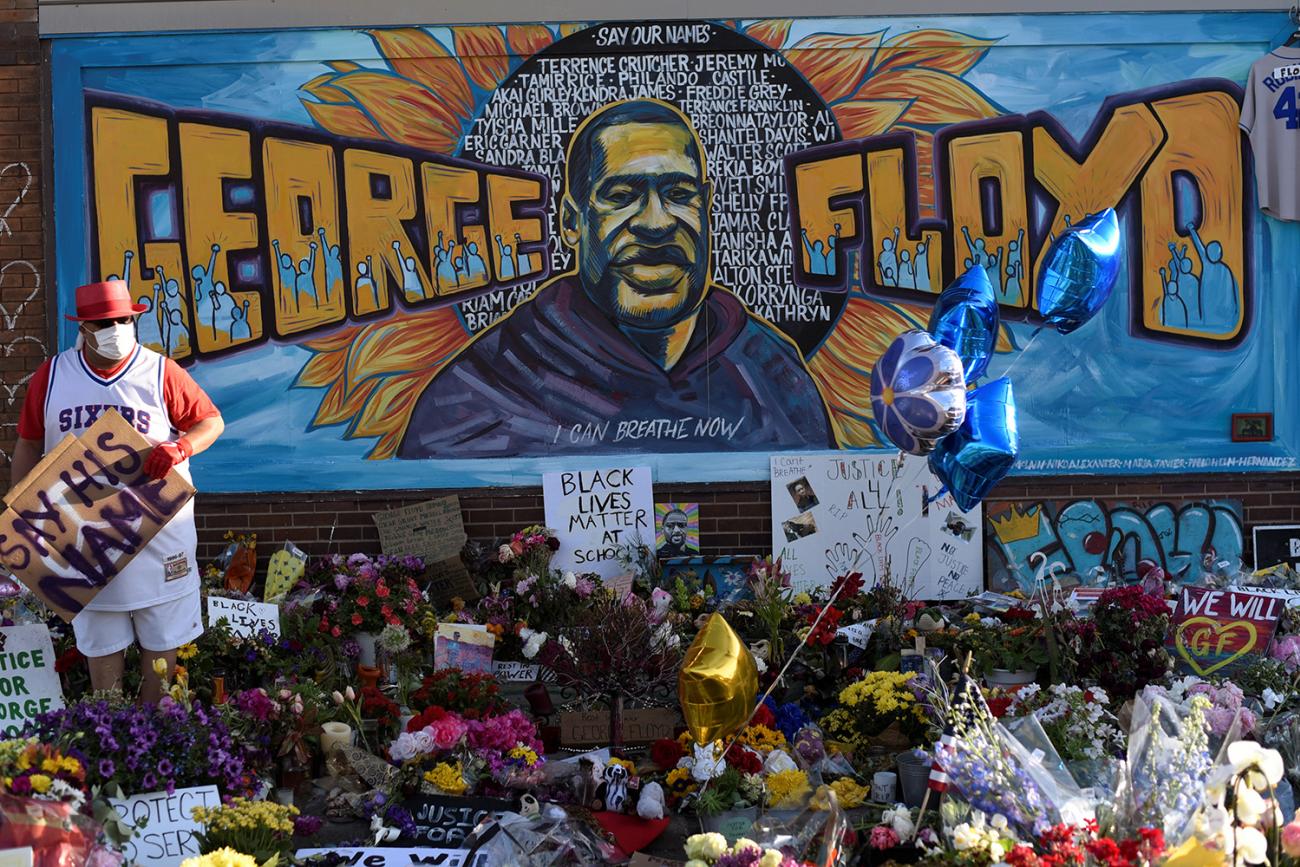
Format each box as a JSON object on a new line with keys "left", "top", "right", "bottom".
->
{"left": 927, "top": 266, "right": 1000, "bottom": 384}
{"left": 1037, "top": 209, "right": 1122, "bottom": 335}
{"left": 870, "top": 330, "right": 967, "bottom": 456}
{"left": 928, "top": 377, "right": 1019, "bottom": 512}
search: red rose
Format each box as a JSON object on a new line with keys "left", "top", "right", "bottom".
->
{"left": 55, "top": 647, "right": 84, "bottom": 674}
{"left": 725, "top": 746, "right": 762, "bottom": 774}
{"left": 751, "top": 703, "right": 776, "bottom": 730}
{"left": 357, "top": 595, "right": 370, "bottom": 607}
{"left": 650, "top": 738, "right": 686, "bottom": 770}
{"left": 351, "top": 613, "right": 362, "bottom": 625}
{"left": 376, "top": 584, "right": 390, "bottom": 598}
{"left": 331, "top": 626, "right": 341, "bottom": 637}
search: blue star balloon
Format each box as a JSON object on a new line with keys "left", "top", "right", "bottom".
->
{"left": 870, "top": 330, "right": 967, "bottom": 456}
{"left": 928, "top": 376, "right": 1019, "bottom": 512}
{"left": 927, "top": 266, "right": 1000, "bottom": 383}
{"left": 1037, "top": 209, "right": 1122, "bottom": 334}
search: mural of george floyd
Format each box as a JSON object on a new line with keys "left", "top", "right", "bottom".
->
{"left": 32, "top": 11, "right": 1300, "bottom": 576}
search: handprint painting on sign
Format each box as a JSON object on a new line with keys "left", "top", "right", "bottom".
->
{"left": 769, "top": 454, "right": 981, "bottom": 597}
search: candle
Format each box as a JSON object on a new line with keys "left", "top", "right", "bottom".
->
{"left": 320, "top": 721, "right": 354, "bottom": 757}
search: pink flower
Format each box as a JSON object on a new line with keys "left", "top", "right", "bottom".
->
{"left": 1275, "top": 636, "right": 1300, "bottom": 671}
{"left": 869, "top": 826, "right": 901, "bottom": 850}
{"left": 1282, "top": 821, "right": 1300, "bottom": 857}
{"left": 425, "top": 714, "right": 470, "bottom": 750}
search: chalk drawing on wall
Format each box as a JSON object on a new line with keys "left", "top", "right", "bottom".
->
{"left": 984, "top": 499, "right": 1245, "bottom": 592}
{"left": 0, "top": 162, "right": 45, "bottom": 462}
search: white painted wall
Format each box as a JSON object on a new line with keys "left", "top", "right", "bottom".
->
{"left": 38, "top": 0, "right": 1287, "bottom": 36}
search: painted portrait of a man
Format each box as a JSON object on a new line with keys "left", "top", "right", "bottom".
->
{"left": 398, "top": 99, "right": 837, "bottom": 458}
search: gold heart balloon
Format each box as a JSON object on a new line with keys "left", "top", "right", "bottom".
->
{"left": 678, "top": 612, "right": 758, "bottom": 745}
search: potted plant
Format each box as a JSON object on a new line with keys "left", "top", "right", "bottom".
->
{"left": 956, "top": 608, "right": 1047, "bottom": 687}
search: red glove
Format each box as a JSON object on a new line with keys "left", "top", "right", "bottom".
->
{"left": 144, "top": 439, "right": 192, "bottom": 480}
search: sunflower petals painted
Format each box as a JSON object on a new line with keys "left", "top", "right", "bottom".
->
{"left": 745, "top": 19, "right": 791, "bottom": 50}
{"left": 833, "top": 98, "right": 911, "bottom": 139}
{"left": 785, "top": 31, "right": 886, "bottom": 102}
{"left": 875, "top": 29, "right": 997, "bottom": 77}
{"left": 857, "top": 67, "right": 1000, "bottom": 126}
{"left": 323, "top": 70, "right": 461, "bottom": 151}
{"left": 453, "top": 25, "right": 510, "bottom": 91}
{"left": 365, "top": 27, "right": 475, "bottom": 119}
{"left": 508, "top": 24, "right": 555, "bottom": 58}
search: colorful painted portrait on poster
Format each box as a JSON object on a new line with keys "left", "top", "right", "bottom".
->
{"left": 655, "top": 503, "right": 700, "bottom": 558}
{"left": 47, "top": 12, "right": 1300, "bottom": 490}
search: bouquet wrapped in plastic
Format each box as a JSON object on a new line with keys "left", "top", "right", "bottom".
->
{"left": 931, "top": 677, "right": 1069, "bottom": 840}
{"left": 0, "top": 792, "right": 101, "bottom": 867}
{"left": 1112, "top": 692, "right": 1215, "bottom": 844}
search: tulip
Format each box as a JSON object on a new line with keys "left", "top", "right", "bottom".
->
{"left": 152, "top": 658, "right": 168, "bottom": 676}
{"left": 345, "top": 686, "right": 356, "bottom": 701}
{"left": 332, "top": 691, "right": 344, "bottom": 705}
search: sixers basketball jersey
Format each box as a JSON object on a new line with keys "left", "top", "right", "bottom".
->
{"left": 43, "top": 345, "right": 199, "bottom": 611}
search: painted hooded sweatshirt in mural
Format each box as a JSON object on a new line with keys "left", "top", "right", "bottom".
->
{"left": 398, "top": 276, "right": 836, "bottom": 458}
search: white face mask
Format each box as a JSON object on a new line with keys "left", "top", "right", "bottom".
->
{"left": 83, "top": 321, "right": 137, "bottom": 361}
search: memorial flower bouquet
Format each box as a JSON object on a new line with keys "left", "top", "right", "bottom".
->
{"left": 387, "top": 706, "right": 545, "bottom": 796}
{"left": 1062, "top": 586, "right": 1171, "bottom": 698}
{"left": 30, "top": 695, "right": 256, "bottom": 798}
{"left": 0, "top": 739, "right": 88, "bottom": 809}
{"left": 820, "top": 671, "right": 929, "bottom": 757}
{"left": 225, "top": 682, "right": 326, "bottom": 769}
{"left": 0, "top": 739, "right": 103, "bottom": 867}
{"left": 192, "top": 797, "right": 302, "bottom": 862}
{"left": 311, "top": 553, "right": 426, "bottom": 637}
{"left": 1005, "top": 684, "right": 1123, "bottom": 763}
{"left": 407, "top": 668, "right": 508, "bottom": 721}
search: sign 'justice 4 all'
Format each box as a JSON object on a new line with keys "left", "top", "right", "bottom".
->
{"left": 0, "top": 410, "right": 195, "bottom": 621}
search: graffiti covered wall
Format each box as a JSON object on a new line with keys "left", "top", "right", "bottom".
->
{"left": 984, "top": 499, "right": 1245, "bottom": 592}
{"left": 49, "top": 13, "right": 1300, "bottom": 491}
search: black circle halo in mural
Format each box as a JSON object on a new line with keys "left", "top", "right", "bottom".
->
{"left": 456, "top": 20, "right": 844, "bottom": 357}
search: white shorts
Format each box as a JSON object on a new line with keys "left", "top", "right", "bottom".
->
{"left": 71, "top": 591, "right": 204, "bottom": 658}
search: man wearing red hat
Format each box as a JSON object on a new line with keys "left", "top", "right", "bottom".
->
{"left": 8, "top": 280, "right": 225, "bottom": 704}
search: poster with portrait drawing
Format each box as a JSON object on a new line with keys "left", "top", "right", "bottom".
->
{"left": 655, "top": 503, "right": 700, "bottom": 558}
{"left": 770, "top": 454, "right": 983, "bottom": 598}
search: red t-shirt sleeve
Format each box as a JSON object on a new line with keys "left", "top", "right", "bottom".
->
{"left": 163, "top": 358, "right": 221, "bottom": 432}
{"left": 15, "top": 358, "right": 52, "bottom": 441}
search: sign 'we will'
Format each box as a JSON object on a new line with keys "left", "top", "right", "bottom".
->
{"left": 1167, "top": 586, "right": 1284, "bottom": 677}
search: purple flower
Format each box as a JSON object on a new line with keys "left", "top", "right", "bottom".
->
{"left": 294, "top": 815, "right": 324, "bottom": 837}
{"left": 98, "top": 759, "right": 115, "bottom": 779}
{"left": 341, "top": 639, "right": 361, "bottom": 659}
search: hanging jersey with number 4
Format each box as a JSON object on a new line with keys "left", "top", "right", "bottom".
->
{"left": 1241, "top": 46, "right": 1300, "bottom": 221}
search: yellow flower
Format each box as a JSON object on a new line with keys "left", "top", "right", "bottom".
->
{"left": 28, "top": 774, "right": 51, "bottom": 794}
{"left": 793, "top": 592, "right": 812, "bottom": 605}
{"left": 766, "top": 769, "right": 811, "bottom": 809}
{"left": 181, "top": 848, "right": 258, "bottom": 867}
{"left": 151, "top": 658, "right": 168, "bottom": 677}
{"left": 665, "top": 766, "right": 697, "bottom": 796}
{"left": 508, "top": 745, "right": 539, "bottom": 766}
{"left": 423, "top": 762, "right": 467, "bottom": 795}
{"left": 964, "top": 612, "right": 981, "bottom": 624}
{"left": 737, "top": 724, "right": 786, "bottom": 752}
{"left": 177, "top": 643, "right": 198, "bottom": 660}
{"left": 829, "top": 777, "right": 870, "bottom": 809}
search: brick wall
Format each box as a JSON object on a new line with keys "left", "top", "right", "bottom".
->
{"left": 192, "top": 472, "right": 1294, "bottom": 566}
{"left": 0, "top": 0, "right": 43, "bottom": 476}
